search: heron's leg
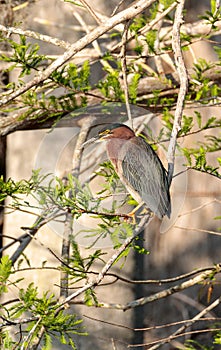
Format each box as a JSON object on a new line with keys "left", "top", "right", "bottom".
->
{"left": 126, "top": 201, "right": 145, "bottom": 224}
{"left": 128, "top": 201, "right": 145, "bottom": 215}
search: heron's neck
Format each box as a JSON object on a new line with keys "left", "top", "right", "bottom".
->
{"left": 106, "top": 138, "right": 127, "bottom": 171}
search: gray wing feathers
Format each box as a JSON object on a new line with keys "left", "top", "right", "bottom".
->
{"left": 121, "top": 137, "right": 171, "bottom": 219}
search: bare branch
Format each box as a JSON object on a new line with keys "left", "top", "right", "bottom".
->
{"left": 96, "top": 265, "right": 221, "bottom": 310}
{"left": 120, "top": 20, "right": 133, "bottom": 128}
{"left": 147, "top": 296, "right": 221, "bottom": 350}
{"left": 104, "top": 265, "right": 217, "bottom": 285}
{"left": 0, "top": 0, "right": 156, "bottom": 107}
{"left": 73, "top": 11, "right": 114, "bottom": 71}
{"left": 8, "top": 210, "right": 62, "bottom": 264}
{"left": 167, "top": 0, "right": 188, "bottom": 186}
{"left": 60, "top": 212, "right": 73, "bottom": 298}
{"left": 57, "top": 214, "right": 151, "bottom": 310}
{"left": 174, "top": 225, "right": 221, "bottom": 237}
{"left": 130, "top": 328, "right": 221, "bottom": 348}
{"left": 0, "top": 24, "right": 72, "bottom": 50}
{"left": 78, "top": 0, "right": 102, "bottom": 24}
{"left": 60, "top": 120, "right": 94, "bottom": 298}
{"left": 1, "top": 59, "right": 221, "bottom": 136}
{"left": 111, "top": 1, "right": 177, "bottom": 53}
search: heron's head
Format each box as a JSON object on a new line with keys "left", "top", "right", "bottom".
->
{"left": 83, "top": 124, "right": 135, "bottom": 148}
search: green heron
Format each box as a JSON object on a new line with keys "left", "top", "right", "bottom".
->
{"left": 84, "top": 123, "right": 171, "bottom": 219}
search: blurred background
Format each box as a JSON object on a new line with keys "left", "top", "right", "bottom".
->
{"left": 1, "top": 0, "right": 221, "bottom": 349}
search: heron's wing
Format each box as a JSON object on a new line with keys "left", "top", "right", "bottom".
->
{"left": 121, "top": 137, "right": 171, "bottom": 218}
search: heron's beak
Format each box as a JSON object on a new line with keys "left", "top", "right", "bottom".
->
{"left": 81, "top": 136, "right": 100, "bottom": 149}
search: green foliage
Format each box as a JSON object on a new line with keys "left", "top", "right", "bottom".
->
{"left": 0, "top": 35, "right": 90, "bottom": 124}
{"left": 0, "top": 169, "right": 46, "bottom": 202}
{"left": 194, "top": 112, "right": 221, "bottom": 130}
{"left": 0, "top": 35, "right": 47, "bottom": 77}
{"left": 129, "top": 73, "right": 141, "bottom": 103}
{"left": 177, "top": 111, "right": 221, "bottom": 178}
{"left": 182, "top": 145, "right": 221, "bottom": 178}
{"left": 214, "top": 330, "right": 221, "bottom": 344}
{"left": 129, "top": 16, "right": 147, "bottom": 35}
{"left": 192, "top": 59, "right": 213, "bottom": 81}
{"left": 84, "top": 288, "right": 99, "bottom": 307}
{"left": 1, "top": 330, "right": 15, "bottom": 350}
{"left": 63, "top": 239, "right": 106, "bottom": 286}
{"left": 95, "top": 160, "right": 123, "bottom": 196}
{"left": 183, "top": 338, "right": 215, "bottom": 350}
{"left": 200, "top": 0, "right": 221, "bottom": 28}
{"left": 1, "top": 167, "right": 134, "bottom": 228}
{"left": 149, "top": 2, "right": 159, "bottom": 20}
{"left": 1, "top": 282, "right": 86, "bottom": 349}
{"left": 162, "top": 109, "right": 221, "bottom": 178}
{"left": 213, "top": 45, "right": 221, "bottom": 60}
{"left": 64, "top": 0, "right": 84, "bottom": 7}
{"left": 160, "top": 0, "right": 176, "bottom": 8}
{"left": 0, "top": 256, "right": 12, "bottom": 295}
{"left": 145, "top": 30, "right": 157, "bottom": 54}
{"left": 97, "top": 68, "right": 124, "bottom": 101}
{"left": 0, "top": 3, "right": 221, "bottom": 349}
{"left": 111, "top": 222, "right": 133, "bottom": 249}
{"left": 188, "top": 58, "right": 221, "bottom": 104}
{"left": 129, "top": 16, "right": 147, "bottom": 55}
{"left": 179, "top": 115, "right": 194, "bottom": 136}
{"left": 51, "top": 61, "right": 91, "bottom": 92}
{"left": 0, "top": 166, "right": 138, "bottom": 309}
{"left": 18, "top": 63, "right": 90, "bottom": 121}
{"left": 133, "top": 236, "right": 150, "bottom": 255}
{"left": 145, "top": 88, "right": 176, "bottom": 109}
{"left": 162, "top": 109, "right": 174, "bottom": 132}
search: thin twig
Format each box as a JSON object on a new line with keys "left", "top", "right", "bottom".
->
{"left": 147, "top": 296, "right": 221, "bottom": 350}
{"left": 129, "top": 328, "right": 221, "bottom": 348}
{"left": 110, "top": 1, "right": 177, "bottom": 54}
{"left": 173, "top": 293, "right": 216, "bottom": 317}
{"left": 8, "top": 209, "right": 62, "bottom": 264}
{"left": 78, "top": 0, "right": 102, "bottom": 24}
{"left": 178, "top": 198, "right": 220, "bottom": 217}
{"left": 60, "top": 212, "right": 73, "bottom": 298}
{"left": 0, "top": 24, "right": 71, "bottom": 50}
{"left": 20, "top": 317, "right": 42, "bottom": 350}
{"left": 215, "top": 0, "right": 220, "bottom": 13}
{"left": 174, "top": 225, "right": 221, "bottom": 237}
{"left": 0, "top": 0, "right": 156, "bottom": 107}
{"left": 73, "top": 11, "right": 114, "bottom": 71}
{"left": 94, "top": 265, "right": 221, "bottom": 310}
{"left": 56, "top": 214, "right": 151, "bottom": 310}
{"left": 167, "top": 0, "right": 188, "bottom": 186}
{"left": 103, "top": 265, "right": 218, "bottom": 285}
{"left": 83, "top": 314, "right": 221, "bottom": 332}
{"left": 9, "top": 219, "right": 42, "bottom": 264}
{"left": 153, "top": 2, "right": 165, "bottom": 76}
{"left": 120, "top": 20, "right": 133, "bottom": 129}
{"left": 111, "top": 0, "right": 128, "bottom": 16}
{"left": 60, "top": 120, "right": 94, "bottom": 298}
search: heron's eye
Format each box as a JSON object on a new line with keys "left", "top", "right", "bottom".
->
{"left": 99, "top": 129, "right": 111, "bottom": 136}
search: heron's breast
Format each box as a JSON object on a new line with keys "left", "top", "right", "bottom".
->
{"left": 106, "top": 139, "right": 127, "bottom": 171}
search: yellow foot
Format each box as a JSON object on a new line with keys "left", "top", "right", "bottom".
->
{"left": 125, "top": 206, "right": 153, "bottom": 224}
{"left": 125, "top": 211, "right": 136, "bottom": 225}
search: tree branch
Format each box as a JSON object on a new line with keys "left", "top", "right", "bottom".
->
{"left": 57, "top": 214, "right": 151, "bottom": 310}
{"left": 147, "top": 296, "right": 221, "bottom": 349}
{"left": 167, "top": 0, "right": 188, "bottom": 186}
{"left": 0, "top": 24, "right": 71, "bottom": 50}
{"left": 60, "top": 119, "right": 95, "bottom": 298}
{"left": 96, "top": 265, "right": 221, "bottom": 310}
{"left": 0, "top": 0, "right": 156, "bottom": 107}
{"left": 120, "top": 20, "right": 133, "bottom": 128}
